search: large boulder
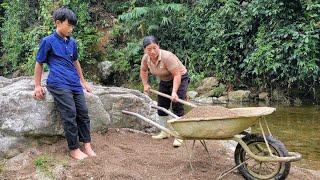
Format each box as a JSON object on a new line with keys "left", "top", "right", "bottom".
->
{"left": 196, "top": 77, "right": 219, "bottom": 94}
{"left": 92, "top": 85, "right": 157, "bottom": 130}
{"left": 228, "top": 90, "right": 251, "bottom": 102}
{"left": 0, "top": 76, "right": 157, "bottom": 157}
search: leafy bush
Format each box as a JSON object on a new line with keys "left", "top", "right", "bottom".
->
{"left": 105, "top": 1, "right": 187, "bottom": 84}
{"left": 0, "top": 0, "right": 319, "bottom": 99}
{"left": 209, "top": 84, "right": 226, "bottom": 97}
{"left": 0, "top": 0, "right": 102, "bottom": 78}
{"left": 105, "top": 0, "right": 319, "bottom": 98}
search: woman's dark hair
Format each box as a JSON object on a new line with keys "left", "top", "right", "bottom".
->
{"left": 143, "top": 36, "right": 158, "bottom": 48}
{"left": 53, "top": 7, "right": 77, "bottom": 26}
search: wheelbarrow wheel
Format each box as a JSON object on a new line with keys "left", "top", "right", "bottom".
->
{"left": 234, "top": 134, "right": 290, "bottom": 180}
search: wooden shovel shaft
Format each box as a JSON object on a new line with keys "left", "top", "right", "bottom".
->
{"left": 150, "top": 89, "right": 197, "bottom": 108}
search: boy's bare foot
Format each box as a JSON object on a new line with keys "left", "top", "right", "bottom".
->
{"left": 82, "top": 143, "right": 97, "bottom": 157}
{"left": 70, "top": 148, "right": 88, "bottom": 160}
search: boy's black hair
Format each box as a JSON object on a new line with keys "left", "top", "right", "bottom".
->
{"left": 143, "top": 35, "right": 158, "bottom": 48}
{"left": 53, "top": 7, "right": 77, "bottom": 26}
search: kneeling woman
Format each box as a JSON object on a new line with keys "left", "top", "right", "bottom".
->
{"left": 140, "top": 35, "right": 189, "bottom": 147}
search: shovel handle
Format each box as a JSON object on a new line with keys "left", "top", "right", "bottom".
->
{"left": 150, "top": 89, "right": 197, "bottom": 108}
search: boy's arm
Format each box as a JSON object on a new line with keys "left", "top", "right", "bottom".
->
{"left": 74, "top": 60, "right": 92, "bottom": 92}
{"left": 34, "top": 62, "right": 45, "bottom": 100}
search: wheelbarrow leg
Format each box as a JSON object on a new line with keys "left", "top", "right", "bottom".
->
{"left": 185, "top": 140, "right": 212, "bottom": 173}
{"left": 184, "top": 140, "right": 195, "bottom": 172}
{"left": 217, "top": 159, "right": 250, "bottom": 180}
{"left": 199, "top": 140, "right": 213, "bottom": 166}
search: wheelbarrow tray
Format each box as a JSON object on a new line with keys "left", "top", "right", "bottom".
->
{"left": 168, "top": 107, "right": 275, "bottom": 140}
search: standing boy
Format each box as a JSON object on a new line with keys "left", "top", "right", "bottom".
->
{"left": 33, "top": 7, "right": 96, "bottom": 160}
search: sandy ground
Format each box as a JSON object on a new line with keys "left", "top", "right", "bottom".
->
{"left": 1, "top": 129, "right": 319, "bottom": 180}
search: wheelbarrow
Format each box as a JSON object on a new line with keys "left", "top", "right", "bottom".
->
{"left": 122, "top": 89, "right": 301, "bottom": 179}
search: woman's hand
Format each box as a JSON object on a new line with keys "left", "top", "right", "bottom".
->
{"left": 143, "top": 84, "right": 151, "bottom": 95}
{"left": 171, "top": 91, "right": 179, "bottom": 102}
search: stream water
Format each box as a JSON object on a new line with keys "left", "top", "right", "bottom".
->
{"left": 227, "top": 103, "right": 320, "bottom": 170}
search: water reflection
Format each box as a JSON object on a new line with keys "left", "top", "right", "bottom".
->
{"left": 255, "top": 105, "right": 320, "bottom": 170}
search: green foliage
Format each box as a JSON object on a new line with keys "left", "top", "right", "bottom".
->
{"left": 0, "top": 0, "right": 319, "bottom": 99}
{"left": 34, "top": 155, "right": 51, "bottom": 169}
{"left": 105, "top": 1, "right": 187, "bottom": 83}
{"left": 34, "top": 155, "right": 54, "bottom": 176}
{"left": 1, "top": 0, "right": 58, "bottom": 75}
{"left": 0, "top": 2, "right": 5, "bottom": 34}
{"left": 0, "top": 0, "right": 25, "bottom": 74}
{"left": 209, "top": 84, "right": 226, "bottom": 97}
{"left": 243, "top": 1, "right": 319, "bottom": 91}
{"left": 108, "top": 0, "right": 320, "bottom": 97}
{"left": 185, "top": 0, "right": 243, "bottom": 82}
{"left": 69, "top": 1, "right": 102, "bottom": 66}
{"left": 0, "top": 0, "right": 102, "bottom": 78}
{"left": 105, "top": 0, "right": 319, "bottom": 97}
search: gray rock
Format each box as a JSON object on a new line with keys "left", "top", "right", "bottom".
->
{"left": 3, "top": 148, "right": 21, "bottom": 159}
{"left": 0, "top": 134, "right": 24, "bottom": 157}
{"left": 0, "top": 76, "right": 157, "bottom": 157}
{"left": 196, "top": 77, "right": 219, "bottom": 94}
{"left": 217, "top": 96, "right": 228, "bottom": 104}
{"left": 4, "top": 148, "right": 40, "bottom": 171}
{"left": 194, "top": 96, "right": 213, "bottom": 104}
{"left": 186, "top": 91, "right": 198, "bottom": 99}
{"left": 259, "top": 92, "right": 269, "bottom": 101}
{"left": 228, "top": 90, "right": 251, "bottom": 102}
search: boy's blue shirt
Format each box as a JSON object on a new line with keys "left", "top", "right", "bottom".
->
{"left": 36, "top": 31, "right": 83, "bottom": 93}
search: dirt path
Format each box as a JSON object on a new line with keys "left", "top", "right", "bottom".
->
{"left": 1, "top": 129, "right": 319, "bottom": 179}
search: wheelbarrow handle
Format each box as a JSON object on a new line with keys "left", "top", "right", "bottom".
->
{"left": 122, "top": 110, "right": 181, "bottom": 138}
{"left": 150, "top": 89, "right": 197, "bottom": 108}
